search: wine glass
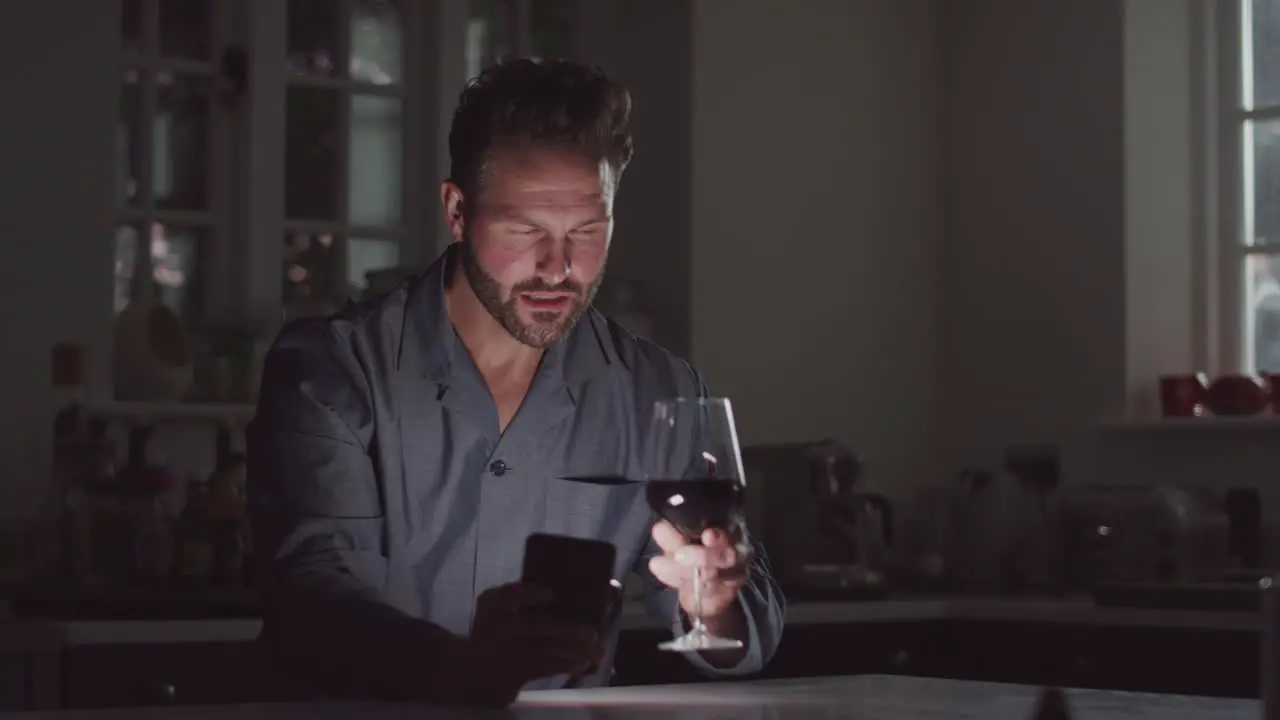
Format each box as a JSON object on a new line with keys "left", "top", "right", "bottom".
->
{"left": 643, "top": 397, "right": 748, "bottom": 652}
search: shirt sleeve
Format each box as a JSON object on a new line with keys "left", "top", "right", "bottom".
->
{"left": 246, "top": 321, "right": 456, "bottom": 699}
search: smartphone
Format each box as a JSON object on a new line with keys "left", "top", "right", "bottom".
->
{"left": 521, "top": 533, "right": 619, "bottom": 631}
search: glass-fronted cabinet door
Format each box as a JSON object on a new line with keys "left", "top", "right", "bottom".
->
{"left": 466, "top": 0, "right": 580, "bottom": 80}
{"left": 281, "top": 0, "right": 419, "bottom": 320}
{"left": 116, "top": 0, "right": 232, "bottom": 329}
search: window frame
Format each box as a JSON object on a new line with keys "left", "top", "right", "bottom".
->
{"left": 1212, "top": 0, "right": 1280, "bottom": 374}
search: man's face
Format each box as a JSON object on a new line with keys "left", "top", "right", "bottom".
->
{"left": 442, "top": 146, "right": 615, "bottom": 348}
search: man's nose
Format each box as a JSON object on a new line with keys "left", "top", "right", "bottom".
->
{"left": 536, "top": 235, "right": 571, "bottom": 286}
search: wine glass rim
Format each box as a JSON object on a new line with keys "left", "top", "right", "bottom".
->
{"left": 650, "top": 397, "right": 746, "bottom": 487}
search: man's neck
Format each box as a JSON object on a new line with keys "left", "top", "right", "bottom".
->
{"left": 444, "top": 264, "right": 544, "bottom": 381}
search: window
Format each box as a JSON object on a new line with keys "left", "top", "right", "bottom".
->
{"left": 1223, "top": 0, "right": 1280, "bottom": 373}
{"left": 115, "top": 0, "right": 231, "bottom": 326}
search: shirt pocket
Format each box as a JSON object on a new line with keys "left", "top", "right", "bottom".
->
{"left": 545, "top": 478, "right": 648, "bottom": 579}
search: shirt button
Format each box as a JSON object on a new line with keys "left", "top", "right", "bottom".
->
{"left": 489, "top": 460, "right": 508, "bottom": 476}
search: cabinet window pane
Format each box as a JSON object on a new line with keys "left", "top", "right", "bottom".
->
{"left": 348, "top": 238, "right": 401, "bottom": 296}
{"left": 152, "top": 223, "right": 203, "bottom": 324}
{"left": 154, "top": 73, "right": 213, "bottom": 211}
{"left": 531, "top": 0, "right": 576, "bottom": 59}
{"left": 122, "top": 0, "right": 142, "bottom": 54}
{"left": 284, "top": 231, "right": 338, "bottom": 300}
{"left": 348, "top": 96, "right": 402, "bottom": 226}
{"left": 159, "top": 0, "right": 212, "bottom": 60}
{"left": 115, "top": 222, "right": 204, "bottom": 325}
{"left": 351, "top": 0, "right": 403, "bottom": 85}
{"left": 286, "top": 87, "right": 343, "bottom": 221}
{"left": 288, "top": 0, "right": 343, "bottom": 78}
{"left": 114, "top": 223, "right": 143, "bottom": 313}
{"left": 468, "top": 0, "right": 517, "bottom": 79}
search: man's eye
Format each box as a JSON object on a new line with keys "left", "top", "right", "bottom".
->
{"left": 514, "top": 225, "right": 541, "bottom": 235}
{"left": 571, "top": 226, "right": 606, "bottom": 240}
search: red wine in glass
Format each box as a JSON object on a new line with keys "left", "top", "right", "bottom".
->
{"left": 644, "top": 478, "right": 743, "bottom": 542}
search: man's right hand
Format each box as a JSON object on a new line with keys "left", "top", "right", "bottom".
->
{"left": 407, "top": 582, "right": 605, "bottom": 707}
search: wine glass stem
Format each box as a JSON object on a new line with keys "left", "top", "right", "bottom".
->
{"left": 690, "top": 565, "right": 707, "bottom": 632}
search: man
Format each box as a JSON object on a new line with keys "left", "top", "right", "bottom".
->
{"left": 247, "top": 58, "right": 784, "bottom": 708}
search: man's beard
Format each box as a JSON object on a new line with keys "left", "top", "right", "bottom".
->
{"left": 458, "top": 237, "right": 604, "bottom": 349}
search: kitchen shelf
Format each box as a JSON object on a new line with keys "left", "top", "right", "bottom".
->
{"left": 83, "top": 401, "right": 256, "bottom": 426}
{"left": 1097, "top": 414, "right": 1280, "bottom": 433}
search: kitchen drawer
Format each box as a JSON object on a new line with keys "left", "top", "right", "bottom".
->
{"left": 64, "top": 641, "right": 285, "bottom": 708}
{"left": 0, "top": 653, "right": 25, "bottom": 711}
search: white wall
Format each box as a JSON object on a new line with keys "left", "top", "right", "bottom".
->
{"left": 937, "top": 0, "right": 1127, "bottom": 484}
{"left": 1124, "top": 0, "right": 1201, "bottom": 416}
{"left": 691, "top": 0, "right": 939, "bottom": 498}
{"left": 0, "top": 2, "right": 118, "bottom": 521}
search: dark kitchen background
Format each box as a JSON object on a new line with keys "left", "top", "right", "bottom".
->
{"left": 1, "top": 0, "right": 1279, "bottom": 712}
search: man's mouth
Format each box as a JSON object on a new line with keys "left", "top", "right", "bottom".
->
{"left": 519, "top": 292, "right": 575, "bottom": 311}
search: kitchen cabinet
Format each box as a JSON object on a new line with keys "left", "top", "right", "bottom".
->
{"left": 61, "top": 641, "right": 305, "bottom": 709}
{"left": 612, "top": 620, "right": 1260, "bottom": 698}
{"left": 933, "top": 621, "right": 1257, "bottom": 699}
{"left": 54, "top": 622, "right": 1266, "bottom": 707}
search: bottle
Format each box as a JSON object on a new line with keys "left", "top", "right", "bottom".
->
{"left": 47, "top": 343, "right": 89, "bottom": 581}
{"left": 121, "top": 425, "right": 172, "bottom": 587}
{"left": 64, "top": 419, "right": 117, "bottom": 585}
{"left": 207, "top": 425, "right": 247, "bottom": 585}
{"left": 172, "top": 476, "right": 214, "bottom": 585}
{"left": 51, "top": 343, "right": 87, "bottom": 444}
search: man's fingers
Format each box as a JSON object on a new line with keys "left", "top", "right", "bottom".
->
{"left": 702, "top": 528, "right": 753, "bottom": 563}
{"left": 677, "top": 541, "right": 738, "bottom": 570}
{"left": 477, "top": 581, "right": 552, "bottom": 616}
{"left": 648, "top": 555, "right": 688, "bottom": 588}
{"left": 651, "top": 520, "right": 689, "bottom": 553}
{"left": 650, "top": 554, "right": 726, "bottom": 588}
{"left": 506, "top": 620, "right": 604, "bottom": 680}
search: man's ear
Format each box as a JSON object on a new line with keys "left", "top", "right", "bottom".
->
{"left": 440, "top": 181, "right": 466, "bottom": 242}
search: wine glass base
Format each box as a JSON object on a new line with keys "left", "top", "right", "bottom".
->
{"left": 657, "top": 630, "right": 745, "bottom": 653}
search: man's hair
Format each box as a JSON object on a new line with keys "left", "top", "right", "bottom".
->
{"left": 447, "top": 58, "right": 634, "bottom": 209}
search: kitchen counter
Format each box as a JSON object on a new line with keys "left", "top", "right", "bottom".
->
{"left": 0, "top": 595, "right": 1262, "bottom": 648}
{"left": 0, "top": 675, "right": 1259, "bottom": 718}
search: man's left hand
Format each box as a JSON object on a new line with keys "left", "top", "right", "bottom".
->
{"left": 647, "top": 520, "right": 751, "bottom": 620}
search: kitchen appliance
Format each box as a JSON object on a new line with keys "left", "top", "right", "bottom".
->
{"left": 742, "top": 440, "right": 893, "bottom": 600}
{"left": 948, "top": 461, "right": 1059, "bottom": 595}
{"left": 1056, "top": 484, "right": 1231, "bottom": 589}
